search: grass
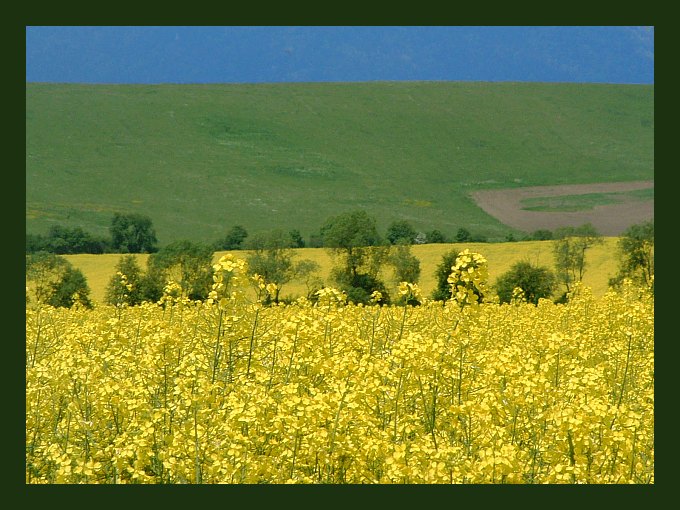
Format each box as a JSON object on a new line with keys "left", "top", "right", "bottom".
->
{"left": 520, "top": 187, "right": 654, "bottom": 212}
{"left": 64, "top": 238, "right": 622, "bottom": 305}
{"left": 27, "top": 82, "right": 653, "bottom": 245}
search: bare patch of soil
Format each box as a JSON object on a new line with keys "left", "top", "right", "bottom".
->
{"left": 471, "top": 181, "right": 654, "bottom": 236}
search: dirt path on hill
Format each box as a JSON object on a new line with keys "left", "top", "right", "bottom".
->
{"left": 470, "top": 180, "right": 654, "bottom": 236}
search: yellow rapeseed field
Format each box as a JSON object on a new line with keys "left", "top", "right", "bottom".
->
{"left": 26, "top": 253, "right": 653, "bottom": 484}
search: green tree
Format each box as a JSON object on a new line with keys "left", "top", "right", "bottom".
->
{"left": 138, "top": 264, "right": 166, "bottom": 303}
{"left": 425, "top": 229, "right": 447, "bottom": 244}
{"left": 46, "top": 267, "right": 93, "bottom": 309}
{"left": 110, "top": 213, "right": 158, "bottom": 253}
{"left": 26, "top": 252, "right": 71, "bottom": 304}
{"left": 146, "top": 240, "right": 213, "bottom": 300}
{"left": 294, "top": 259, "right": 323, "bottom": 299}
{"left": 495, "top": 261, "right": 557, "bottom": 305}
{"left": 105, "top": 255, "right": 145, "bottom": 306}
{"left": 26, "top": 227, "right": 109, "bottom": 254}
{"left": 530, "top": 229, "right": 554, "bottom": 241}
{"left": 386, "top": 220, "right": 417, "bottom": 245}
{"left": 289, "top": 229, "right": 306, "bottom": 248}
{"left": 246, "top": 230, "right": 296, "bottom": 303}
{"left": 456, "top": 228, "right": 471, "bottom": 242}
{"left": 552, "top": 223, "right": 603, "bottom": 295}
{"left": 389, "top": 241, "right": 421, "bottom": 285}
{"left": 321, "top": 210, "right": 390, "bottom": 304}
{"left": 213, "top": 225, "right": 248, "bottom": 250}
{"left": 609, "top": 221, "right": 654, "bottom": 290}
{"left": 430, "top": 248, "right": 460, "bottom": 301}
{"left": 44, "top": 225, "right": 108, "bottom": 254}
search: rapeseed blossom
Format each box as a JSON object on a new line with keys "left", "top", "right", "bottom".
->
{"left": 26, "top": 255, "right": 654, "bottom": 484}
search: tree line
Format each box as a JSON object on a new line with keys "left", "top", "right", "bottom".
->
{"left": 26, "top": 209, "right": 653, "bottom": 309}
{"left": 26, "top": 213, "right": 160, "bottom": 254}
{"left": 27, "top": 211, "right": 552, "bottom": 256}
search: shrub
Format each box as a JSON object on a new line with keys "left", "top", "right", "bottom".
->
{"left": 105, "top": 255, "right": 145, "bottom": 306}
{"left": 431, "top": 248, "right": 460, "bottom": 301}
{"left": 46, "top": 267, "right": 93, "bottom": 309}
{"left": 495, "top": 261, "right": 557, "bottom": 305}
{"left": 386, "top": 220, "right": 417, "bottom": 245}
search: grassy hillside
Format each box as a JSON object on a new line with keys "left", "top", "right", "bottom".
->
{"left": 65, "top": 239, "right": 622, "bottom": 305}
{"left": 27, "top": 82, "right": 654, "bottom": 244}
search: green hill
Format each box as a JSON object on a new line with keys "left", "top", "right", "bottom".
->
{"left": 26, "top": 82, "right": 654, "bottom": 245}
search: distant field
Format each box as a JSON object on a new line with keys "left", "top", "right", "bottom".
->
{"left": 27, "top": 82, "right": 653, "bottom": 244}
{"left": 65, "top": 238, "right": 622, "bottom": 305}
{"left": 472, "top": 181, "right": 653, "bottom": 236}
{"left": 519, "top": 186, "right": 654, "bottom": 212}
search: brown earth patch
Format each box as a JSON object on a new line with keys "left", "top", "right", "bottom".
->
{"left": 470, "top": 180, "right": 654, "bottom": 236}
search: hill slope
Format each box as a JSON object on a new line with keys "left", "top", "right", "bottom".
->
{"left": 26, "top": 82, "right": 654, "bottom": 244}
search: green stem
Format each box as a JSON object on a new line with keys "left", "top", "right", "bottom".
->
{"left": 246, "top": 309, "right": 260, "bottom": 377}
{"left": 611, "top": 333, "right": 633, "bottom": 429}
{"left": 211, "top": 310, "right": 224, "bottom": 384}
{"left": 285, "top": 324, "right": 299, "bottom": 384}
{"left": 30, "top": 310, "right": 42, "bottom": 368}
{"left": 193, "top": 407, "right": 201, "bottom": 484}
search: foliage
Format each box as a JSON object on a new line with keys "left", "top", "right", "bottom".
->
{"left": 330, "top": 270, "right": 390, "bottom": 305}
{"left": 146, "top": 240, "right": 214, "bottom": 300}
{"left": 26, "top": 252, "right": 72, "bottom": 304}
{"left": 45, "top": 267, "right": 93, "bottom": 309}
{"left": 289, "top": 229, "right": 306, "bottom": 248}
{"left": 609, "top": 221, "right": 654, "bottom": 291}
{"left": 110, "top": 213, "right": 158, "bottom": 254}
{"left": 246, "top": 230, "right": 297, "bottom": 303}
{"left": 104, "top": 255, "right": 145, "bottom": 306}
{"left": 552, "top": 223, "right": 603, "bottom": 295}
{"left": 321, "top": 210, "right": 382, "bottom": 254}
{"left": 138, "top": 264, "right": 166, "bottom": 304}
{"left": 388, "top": 242, "right": 421, "bottom": 287}
{"left": 431, "top": 248, "right": 460, "bottom": 301}
{"left": 213, "top": 225, "right": 248, "bottom": 251}
{"left": 322, "top": 210, "right": 390, "bottom": 303}
{"left": 425, "top": 229, "right": 447, "bottom": 244}
{"left": 530, "top": 229, "right": 554, "bottom": 241}
{"left": 386, "top": 220, "right": 417, "bottom": 245}
{"left": 26, "top": 225, "right": 110, "bottom": 254}
{"left": 495, "top": 261, "right": 557, "bottom": 305}
{"left": 26, "top": 255, "right": 654, "bottom": 484}
{"left": 292, "top": 259, "right": 322, "bottom": 299}
{"left": 455, "top": 228, "right": 472, "bottom": 242}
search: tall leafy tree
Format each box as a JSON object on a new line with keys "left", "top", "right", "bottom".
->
{"left": 213, "top": 225, "right": 248, "bottom": 250}
{"left": 321, "top": 210, "right": 389, "bottom": 304}
{"left": 110, "top": 213, "right": 158, "bottom": 253}
{"left": 246, "top": 230, "right": 296, "bottom": 303}
{"left": 289, "top": 229, "right": 306, "bottom": 248}
{"left": 26, "top": 252, "right": 93, "bottom": 308}
{"left": 389, "top": 241, "right": 421, "bottom": 285}
{"left": 552, "top": 223, "right": 602, "bottom": 295}
{"left": 26, "top": 252, "right": 71, "bottom": 304}
{"left": 609, "top": 221, "right": 654, "bottom": 290}
{"left": 146, "top": 240, "right": 213, "bottom": 300}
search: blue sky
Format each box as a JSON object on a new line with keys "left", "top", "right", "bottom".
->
{"left": 26, "top": 26, "right": 654, "bottom": 85}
